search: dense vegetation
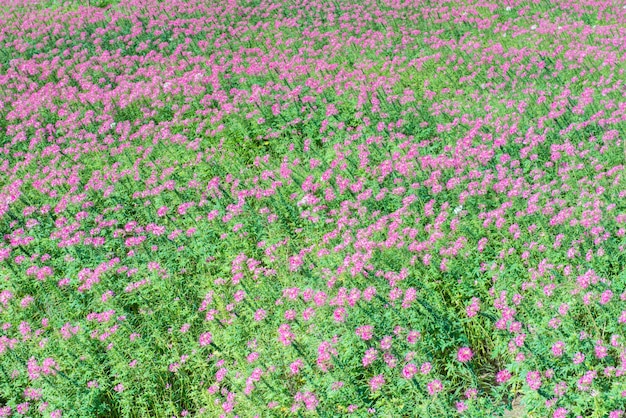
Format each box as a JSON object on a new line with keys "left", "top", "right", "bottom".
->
{"left": 1, "top": 0, "right": 626, "bottom": 416}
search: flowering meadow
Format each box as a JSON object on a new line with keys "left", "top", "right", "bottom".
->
{"left": 1, "top": 0, "right": 626, "bottom": 416}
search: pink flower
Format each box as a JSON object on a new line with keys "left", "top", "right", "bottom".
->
{"left": 554, "top": 381, "right": 567, "bottom": 397}
{"left": 553, "top": 407, "right": 568, "bottom": 418}
{"left": 576, "top": 370, "right": 597, "bottom": 391}
{"left": 290, "top": 359, "right": 303, "bottom": 375}
{"left": 15, "top": 403, "right": 29, "bottom": 415}
{"left": 302, "top": 307, "right": 315, "bottom": 321}
{"left": 407, "top": 330, "right": 421, "bottom": 344}
{"left": 356, "top": 325, "right": 374, "bottom": 340}
{"left": 496, "top": 369, "right": 512, "bottom": 384}
{"left": 600, "top": 290, "right": 613, "bottom": 305}
{"left": 362, "top": 286, "right": 376, "bottom": 301}
{"left": 466, "top": 297, "right": 480, "bottom": 317}
{"left": 199, "top": 332, "right": 213, "bottom": 347}
{"left": 277, "top": 324, "right": 295, "bottom": 346}
{"left": 552, "top": 341, "right": 565, "bottom": 357}
{"left": 331, "top": 381, "right": 344, "bottom": 391}
{"left": 254, "top": 309, "right": 267, "bottom": 321}
{"left": 296, "top": 391, "right": 318, "bottom": 411}
{"left": 456, "top": 401, "right": 468, "bottom": 413}
{"left": 383, "top": 352, "right": 397, "bottom": 368}
{"left": 526, "top": 371, "right": 542, "bottom": 390}
{"left": 595, "top": 344, "right": 608, "bottom": 359}
{"left": 369, "top": 374, "right": 385, "bottom": 392}
{"left": 402, "top": 363, "right": 417, "bottom": 379}
{"left": 215, "top": 368, "right": 227, "bottom": 382}
{"left": 317, "top": 341, "right": 337, "bottom": 372}
{"left": 23, "top": 387, "right": 42, "bottom": 400}
{"left": 333, "top": 308, "right": 346, "bottom": 323}
{"left": 573, "top": 352, "right": 585, "bottom": 365}
{"left": 284, "top": 309, "right": 296, "bottom": 321}
{"left": 427, "top": 379, "right": 443, "bottom": 396}
{"left": 362, "top": 348, "right": 378, "bottom": 367}
{"left": 465, "top": 388, "right": 478, "bottom": 399}
{"left": 20, "top": 296, "right": 34, "bottom": 308}
{"left": 457, "top": 347, "right": 474, "bottom": 363}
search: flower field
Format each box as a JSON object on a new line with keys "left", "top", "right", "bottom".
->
{"left": 1, "top": 0, "right": 626, "bottom": 416}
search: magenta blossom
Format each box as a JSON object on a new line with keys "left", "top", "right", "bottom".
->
{"left": 198, "top": 332, "right": 213, "bottom": 347}
{"left": 457, "top": 347, "right": 474, "bottom": 363}
{"left": 526, "top": 371, "right": 542, "bottom": 390}
{"left": 427, "top": 379, "right": 443, "bottom": 396}
{"left": 496, "top": 370, "right": 512, "bottom": 384}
